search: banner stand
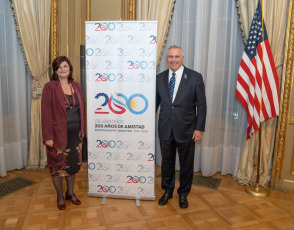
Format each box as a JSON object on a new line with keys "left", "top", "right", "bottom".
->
{"left": 86, "top": 21, "right": 157, "bottom": 201}
{"left": 136, "top": 199, "right": 141, "bottom": 207}
{"left": 101, "top": 197, "right": 106, "bottom": 205}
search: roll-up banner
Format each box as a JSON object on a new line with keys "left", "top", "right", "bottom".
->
{"left": 86, "top": 21, "right": 157, "bottom": 200}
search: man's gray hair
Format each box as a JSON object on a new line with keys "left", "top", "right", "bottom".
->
{"left": 167, "top": 45, "right": 183, "bottom": 57}
{"left": 168, "top": 45, "right": 181, "bottom": 50}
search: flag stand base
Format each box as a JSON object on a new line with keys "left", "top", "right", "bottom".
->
{"left": 245, "top": 183, "right": 269, "bottom": 197}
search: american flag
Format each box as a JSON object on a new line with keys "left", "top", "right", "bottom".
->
{"left": 236, "top": 0, "right": 280, "bottom": 139}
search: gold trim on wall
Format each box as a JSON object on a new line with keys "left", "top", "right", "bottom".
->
{"left": 283, "top": 179, "right": 294, "bottom": 183}
{"left": 291, "top": 141, "right": 294, "bottom": 174}
{"left": 127, "top": 0, "right": 135, "bottom": 20}
{"left": 272, "top": 0, "right": 294, "bottom": 180}
{"left": 121, "top": 0, "right": 126, "bottom": 20}
{"left": 50, "top": 0, "right": 58, "bottom": 61}
{"left": 87, "top": 0, "right": 90, "bottom": 21}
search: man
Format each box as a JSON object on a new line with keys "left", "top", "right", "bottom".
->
{"left": 156, "top": 45, "right": 207, "bottom": 208}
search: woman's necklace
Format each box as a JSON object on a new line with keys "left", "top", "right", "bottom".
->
{"left": 61, "top": 84, "right": 75, "bottom": 109}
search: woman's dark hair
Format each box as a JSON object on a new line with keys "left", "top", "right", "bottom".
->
{"left": 50, "top": 56, "right": 74, "bottom": 81}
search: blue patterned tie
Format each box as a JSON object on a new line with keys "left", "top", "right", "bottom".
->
{"left": 169, "top": 72, "right": 176, "bottom": 100}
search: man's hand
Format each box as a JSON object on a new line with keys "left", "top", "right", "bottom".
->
{"left": 192, "top": 130, "right": 203, "bottom": 142}
{"left": 45, "top": 140, "right": 53, "bottom": 147}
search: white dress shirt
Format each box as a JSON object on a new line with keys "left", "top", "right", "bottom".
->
{"left": 169, "top": 65, "right": 184, "bottom": 102}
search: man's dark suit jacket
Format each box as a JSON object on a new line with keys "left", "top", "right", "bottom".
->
{"left": 41, "top": 80, "right": 85, "bottom": 150}
{"left": 156, "top": 66, "right": 207, "bottom": 143}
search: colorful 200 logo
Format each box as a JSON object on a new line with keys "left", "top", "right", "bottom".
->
{"left": 97, "top": 185, "right": 116, "bottom": 193}
{"left": 95, "top": 92, "right": 148, "bottom": 115}
{"left": 127, "top": 176, "right": 146, "bottom": 184}
{"left": 96, "top": 140, "right": 116, "bottom": 148}
{"left": 94, "top": 22, "right": 115, "bottom": 31}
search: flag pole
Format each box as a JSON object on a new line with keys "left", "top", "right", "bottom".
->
{"left": 245, "top": 0, "right": 269, "bottom": 197}
{"left": 245, "top": 125, "right": 269, "bottom": 197}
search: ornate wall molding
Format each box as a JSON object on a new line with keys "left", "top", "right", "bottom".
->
{"left": 50, "top": 0, "right": 58, "bottom": 61}
{"left": 272, "top": 0, "right": 294, "bottom": 180}
{"left": 87, "top": 0, "right": 90, "bottom": 20}
{"left": 127, "top": 0, "right": 135, "bottom": 20}
{"left": 291, "top": 142, "right": 294, "bottom": 174}
{"left": 121, "top": 0, "right": 126, "bottom": 20}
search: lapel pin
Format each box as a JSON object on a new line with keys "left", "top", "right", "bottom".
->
{"left": 184, "top": 73, "right": 188, "bottom": 79}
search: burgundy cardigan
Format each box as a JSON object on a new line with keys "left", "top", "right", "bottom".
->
{"left": 41, "top": 80, "right": 85, "bottom": 150}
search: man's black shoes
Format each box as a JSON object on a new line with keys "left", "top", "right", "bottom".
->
{"left": 158, "top": 192, "right": 173, "bottom": 206}
{"left": 158, "top": 192, "right": 189, "bottom": 208}
{"left": 179, "top": 196, "right": 188, "bottom": 209}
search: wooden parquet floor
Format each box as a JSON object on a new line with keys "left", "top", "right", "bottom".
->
{"left": 1, "top": 164, "right": 294, "bottom": 230}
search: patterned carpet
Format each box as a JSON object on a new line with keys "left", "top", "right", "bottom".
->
{"left": 157, "top": 171, "right": 222, "bottom": 190}
{"left": 0, "top": 177, "right": 35, "bottom": 198}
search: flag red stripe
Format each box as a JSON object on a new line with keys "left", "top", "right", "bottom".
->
{"left": 236, "top": 73, "right": 254, "bottom": 108}
{"left": 240, "top": 58, "right": 255, "bottom": 87}
{"left": 261, "top": 99, "right": 270, "bottom": 120}
{"left": 256, "top": 43, "right": 274, "bottom": 119}
{"left": 264, "top": 39, "right": 280, "bottom": 114}
{"left": 265, "top": 39, "right": 280, "bottom": 101}
{"left": 236, "top": 90, "right": 253, "bottom": 126}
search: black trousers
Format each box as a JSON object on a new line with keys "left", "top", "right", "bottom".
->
{"left": 159, "top": 136, "right": 195, "bottom": 197}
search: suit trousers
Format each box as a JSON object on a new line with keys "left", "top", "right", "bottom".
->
{"left": 159, "top": 135, "right": 195, "bottom": 197}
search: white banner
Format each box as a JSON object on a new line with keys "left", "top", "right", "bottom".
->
{"left": 86, "top": 21, "right": 157, "bottom": 200}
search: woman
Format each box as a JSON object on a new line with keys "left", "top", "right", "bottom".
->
{"left": 41, "top": 56, "right": 85, "bottom": 210}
